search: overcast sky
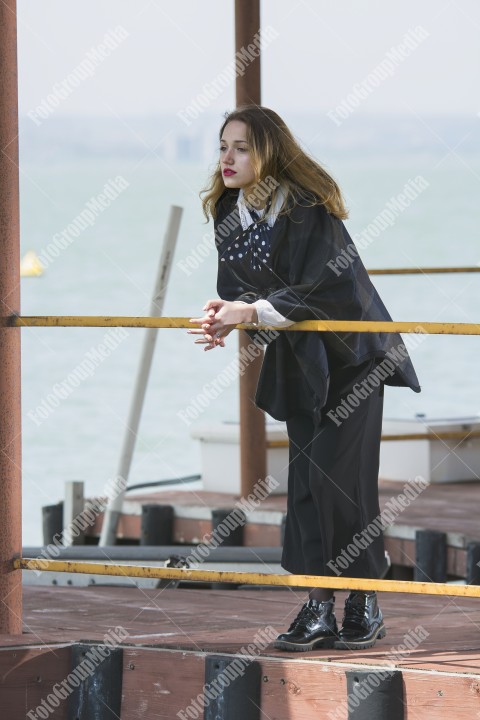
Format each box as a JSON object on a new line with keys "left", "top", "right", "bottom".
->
{"left": 17, "top": 0, "right": 480, "bottom": 119}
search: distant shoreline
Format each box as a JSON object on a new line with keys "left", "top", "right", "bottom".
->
{"left": 19, "top": 112, "right": 480, "bottom": 164}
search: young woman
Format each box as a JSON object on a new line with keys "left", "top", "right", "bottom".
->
{"left": 189, "top": 106, "right": 420, "bottom": 651}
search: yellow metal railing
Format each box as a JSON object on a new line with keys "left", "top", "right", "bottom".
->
{"left": 1, "top": 316, "right": 480, "bottom": 335}
{"left": 10, "top": 273, "right": 480, "bottom": 595}
{"left": 367, "top": 266, "right": 480, "bottom": 275}
{"left": 268, "top": 430, "right": 480, "bottom": 447}
{"left": 5, "top": 315, "right": 479, "bottom": 446}
{"left": 14, "top": 558, "right": 480, "bottom": 597}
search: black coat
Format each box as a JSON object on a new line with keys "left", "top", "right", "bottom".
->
{"left": 215, "top": 188, "right": 421, "bottom": 421}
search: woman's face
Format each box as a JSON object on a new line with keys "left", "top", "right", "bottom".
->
{"left": 220, "top": 120, "right": 256, "bottom": 189}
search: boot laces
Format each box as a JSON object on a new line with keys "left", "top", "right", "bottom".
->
{"left": 288, "top": 601, "right": 330, "bottom": 632}
{"left": 288, "top": 604, "right": 314, "bottom": 632}
{"left": 343, "top": 594, "right": 367, "bottom": 627}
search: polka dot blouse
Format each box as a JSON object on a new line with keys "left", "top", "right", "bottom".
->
{"left": 220, "top": 200, "right": 274, "bottom": 272}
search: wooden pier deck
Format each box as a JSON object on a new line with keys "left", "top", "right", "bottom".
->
{"left": 10, "top": 478, "right": 480, "bottom": 717}
{"left": 2, "top": 584, "right": 480, "bottom": 718}
{"left": 82, "top": 479, "right": 480, "bottom": 581}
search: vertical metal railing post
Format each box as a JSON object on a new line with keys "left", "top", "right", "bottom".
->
{"left": 234, "top": 0, "right": 267, "bottom": 498}
{"left": 0, "top": 0, "right": 23, "bottom": 633}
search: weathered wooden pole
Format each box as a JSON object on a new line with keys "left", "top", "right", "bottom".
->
{"left": 99, "top": 206, "right": 183, "bottom": 546}
{"left": 0, "top": 0, "right": 22, "bottom": 633}
{"left": 234, "top": 0, "right": 267, "bottom": 498}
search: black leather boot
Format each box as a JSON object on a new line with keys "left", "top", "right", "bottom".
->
{"left": 334, "top": 591, "right": 386, "bottom": 650}
{"left": 273, "top": 598, "right": 338, "bottom": 652}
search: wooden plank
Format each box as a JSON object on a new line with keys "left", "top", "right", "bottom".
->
{"left": 385, "top": 537, "right": 415, "bottom": 566}
{"left": 120, "top": 649, "right": 205, "bottom": 719}
{"left": 0, "top": 645, "right": 70, "bottom": 719}
{"left": 258, "top": 658, "right": 480, "bottom": 720}
{"left": 90, "top": 510, "right": 282, "bottom": 547}
{"left": 109, "top": 647, "right": 480, "bottom": 719}
{"left": 385, "top": 538, "right": 467, "bottom": 577}
{"left": 243, "top": 523, "right": 282, "bottom": 547}
{"left": 173, "top": 518, "right": 213, "bottom": 545}
{"left": 3, "top": 642, "right": 480, "bottom": 720}
{"left": 260, "top": 659, "right": 344, "bottom": 718}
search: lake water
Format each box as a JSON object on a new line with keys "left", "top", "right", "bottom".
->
{"left": 19, "top": 119, "right": 480, "bottom": 544}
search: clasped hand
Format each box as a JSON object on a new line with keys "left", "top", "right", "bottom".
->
{"left": 188, "top": 299, "right": 257, "bottom": 351}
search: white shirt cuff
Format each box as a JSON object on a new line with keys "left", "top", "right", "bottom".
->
{"left": 252, "top": 299, "right": 295, "bottom": 327}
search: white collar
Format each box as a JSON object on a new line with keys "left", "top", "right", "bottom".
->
{"left": 237, "top": 186, "right": 285, "bottom": 231}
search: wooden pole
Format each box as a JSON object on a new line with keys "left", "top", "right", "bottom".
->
{"left": 0, "top": 0, "right": 22, "bottom": 633}
{"left": 99, "top": 206, "right": 183, "bottom": 546}
{"left": 235, "top": 0, "right": 267, "bottom": 499}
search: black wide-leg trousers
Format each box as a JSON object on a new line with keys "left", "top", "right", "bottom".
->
{"left": 281, "top": 358, "right": 386, "bottom": 579}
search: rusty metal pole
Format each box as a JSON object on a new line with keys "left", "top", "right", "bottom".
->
{"left": 235, "top": 0, "right": 261, "bottom": 105}
{"left": 0, "top": 0, "right": 22, "bottom": 633}
{"left": 234, "top": 0, "right": 267, "bottom": 498}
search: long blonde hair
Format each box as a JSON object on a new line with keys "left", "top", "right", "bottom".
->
{"left": 200, "top": 105, "right": 348, "bottom": 221}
